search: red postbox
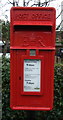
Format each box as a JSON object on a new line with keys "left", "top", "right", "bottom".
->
{"left": 10, "top": 7, "right": 56, "bottom": 110}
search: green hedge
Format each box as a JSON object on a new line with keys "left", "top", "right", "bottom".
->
{"left": 2, "top": 57, "right": 63, "bottom": 120}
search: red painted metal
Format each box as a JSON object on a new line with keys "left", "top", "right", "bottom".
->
{"left": 10, "top": 7, "right": 56, "bottom": 111}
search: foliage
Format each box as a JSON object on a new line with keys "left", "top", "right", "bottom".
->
{"left": 2, "top": 20, "right": 10, "bottom": 42}
{"left": 2, "top": 58, "right": 63, "bottom": 120}
{"left": 2, "top": 20, "right": 10, "bottom": 56}
{"left": 56, "top": 31, "right": 63, "bottom": 45}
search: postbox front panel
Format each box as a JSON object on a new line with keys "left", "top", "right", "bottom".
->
{"left": 10, "top": 7, "right": 56, "bottom": 110}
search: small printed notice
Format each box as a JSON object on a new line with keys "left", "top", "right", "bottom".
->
{"left": 24, "top": 59, "right": 41, "bottom": 92}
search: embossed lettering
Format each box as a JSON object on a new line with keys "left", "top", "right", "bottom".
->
{"left": 21, "top": 35, "right": 46, "bottom": 47}
{"left": 15, "top": 14, "right": 29, "bottom": 21}
{"left": 31, "top": 13, "right": 51, "bottom": 20}
{"left": 14, "top": 12, "right": 51, "bottom": 21}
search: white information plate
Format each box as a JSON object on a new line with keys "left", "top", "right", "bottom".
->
{"left": 24, "top": 59, "right": 41, "bottom": 92}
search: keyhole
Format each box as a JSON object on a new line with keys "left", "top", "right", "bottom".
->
{"left": 19, "top": 76, "right": 21, "bottom": 80}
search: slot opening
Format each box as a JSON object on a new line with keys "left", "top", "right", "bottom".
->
{"left": 14, "top": 25, "right": 52, "bottom": 32}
